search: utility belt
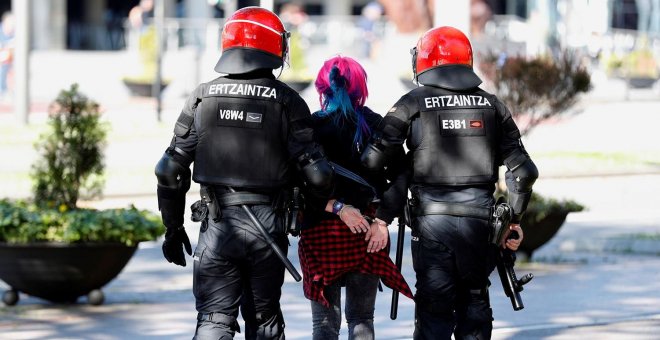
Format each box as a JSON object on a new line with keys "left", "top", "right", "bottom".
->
{"left": 408, "top": 197, "right": 512, "bottom": 245}
{"left": 190, "top": 185, "right": 303, "bottom": 236}
{"left": 410, "top": 200, "right": 491, "bottom": 220}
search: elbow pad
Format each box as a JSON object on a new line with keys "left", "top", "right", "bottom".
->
{"left": 511, "top": 158, "right": 539, "bottom": 193}
{"left": 155, "top": 149, "right": 192, "bottom": 192}
{"left": 506, "top": 158, "right": 539, "bottom": 223}
{"left": 297, "top": 150, "right": 334, "bottom": 190}
{"left": 504, "top": 143, "right": 538, "bottom": 192}
{"left": 361, "top": 135, "right": 393, "bottom": 171}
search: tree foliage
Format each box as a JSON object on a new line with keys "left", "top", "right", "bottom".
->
{"left": 479, "top": 50, "right": 591, "bottom": 136}
{"left": 31, "top": 84, "right": 108, "bottom": 210}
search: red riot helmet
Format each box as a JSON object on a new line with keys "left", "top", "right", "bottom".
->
{"left": 411, "top": 26, "right": 482, "bottom": 90}
{"left": 215, "top": 7, "right": 290, "bottom": 74}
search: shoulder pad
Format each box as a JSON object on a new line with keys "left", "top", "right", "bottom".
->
{"left": 174, "top": 111, "right": 194, "bottom": 137}
{"left": 174, "top": 85, "right": 204, "bottom": 137}
{"left": 387, "top": 94, "right": 418, "bottom": 123}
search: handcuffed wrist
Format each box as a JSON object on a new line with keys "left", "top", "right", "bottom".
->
{"left": 338, "top": 204, "right": 352, "bottom": 218}
{"left": 331, "top": 200, "right": 345, "bottom": 215}
{"left": 374, "top": 218, "right": 388, "bottom": 227}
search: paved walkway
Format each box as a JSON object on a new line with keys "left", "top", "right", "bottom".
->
{"left": 1, "top": 198, "right": 660, "bottom": 339}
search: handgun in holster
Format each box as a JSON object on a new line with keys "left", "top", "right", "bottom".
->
{"left": 200, "top": 186, "right": 221, "bottom": 222}
{"left": 491, "top": 196, "right": 512, "bottom": 246}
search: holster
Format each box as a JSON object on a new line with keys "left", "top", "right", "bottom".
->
{"left": 199, "top": 186, "right": 221, "bottom": 222}
{"left": 284, "top": 187, "right": 304, "bottom": 236}
{"left": 403, "top": 198, "right": 413, "bottom": 227}
{"left": 491, "top": 197, "right": 512, "bottom": 245}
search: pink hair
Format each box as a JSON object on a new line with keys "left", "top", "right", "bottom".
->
{"left": 314, "top": 56, "right": 369, "bottom": 110}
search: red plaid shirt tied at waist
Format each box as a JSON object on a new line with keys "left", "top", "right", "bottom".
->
{"left": 298, "top": 215, "right": 414, "bottom": 307}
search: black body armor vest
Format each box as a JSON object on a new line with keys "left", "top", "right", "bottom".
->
{"left": 408, "top": 87, "right": 500, "bottom": 185}
{"left": 192, "top": 77, "right": 290, "bottom": 188}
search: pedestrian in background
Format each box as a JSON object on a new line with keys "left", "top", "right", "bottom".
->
{"left": 0, "top": 11, "right": 15, "bottom": 101}
{"left": 357, "top": 2, "right": 383, "bottom": 60}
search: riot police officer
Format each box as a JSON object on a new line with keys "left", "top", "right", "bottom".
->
{"left": 155, "top": 7, "right": 332, "bottom": 340}
{"left": 362, "top": 26, "right": 538, "bottom": 339}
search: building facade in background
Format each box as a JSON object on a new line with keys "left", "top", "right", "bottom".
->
{"left": 0, "top": 0, "right": 657, "bottom": 51}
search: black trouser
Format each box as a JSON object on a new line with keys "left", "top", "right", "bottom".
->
{"left": 411, "top": 211, "right": 495, "bottom": 340}
{"left": 193, "top": 204, "right": 287, "bottom": 340}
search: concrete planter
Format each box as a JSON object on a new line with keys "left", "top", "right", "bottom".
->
{"left": 0, "top": 243, "right": 138, "bottom": 306}
{"left": 627, "top": 77, "right": 657, "bottom": 89}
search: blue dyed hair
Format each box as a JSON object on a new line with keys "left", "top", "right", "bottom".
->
{"left": 315, "top": 57, "right": 371, "bottom": 151}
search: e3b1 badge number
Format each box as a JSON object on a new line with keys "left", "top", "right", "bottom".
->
{"left": 439, "top": 113, "right": 486, "bottom": 137}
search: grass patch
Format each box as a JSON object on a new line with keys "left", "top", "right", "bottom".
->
{"left": 611, "top": 233, "right": 660, "bottom": 241}
{"left": 532, "top": 151, "right": 660, "bottom": 164}
{"left": 530, "top": 150, "right": 660, "bottom": 175}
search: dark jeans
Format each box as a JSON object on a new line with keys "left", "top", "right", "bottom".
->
{"left": 310, "top": 272, "right": 379, "bottom": 340}
{"left": 193, "top": 205, "right": 287, "bottom": 340}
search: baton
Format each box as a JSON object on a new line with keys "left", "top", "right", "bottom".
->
{"left": 228, "top": 187, "right": 302, "bottom": 282}
{"left": 390, "top": 216, "right": 406, "bottom": 320}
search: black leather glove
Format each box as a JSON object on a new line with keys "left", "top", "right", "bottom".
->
{"left": 162, "top": 226, "right": 192, "bottom": 266}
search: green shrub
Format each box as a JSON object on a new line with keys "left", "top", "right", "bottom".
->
{"left": 621, "top": 49, "right": 659, "bottom": 78}
{"left": 31, "top": 84, "right": 107, "bottom": 210}
{"left": 522, "top": 192, "right": 585, "bottom": 225}
{"left": 0, "top": 199, "right": 165, "bottom": 246}
{"left": 602, "top": 35, "right": 659, "bottom": 79}
{"left": 3, "top": 84, "right": 166, "bottom": 246}
{"left": 495, "top": 189, "right": 585, "bottom": 224}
